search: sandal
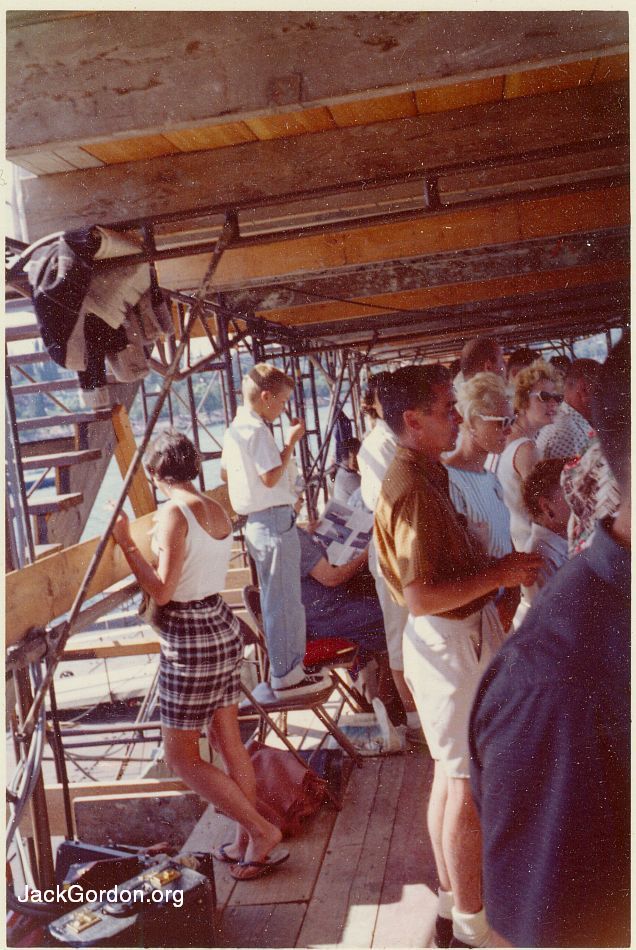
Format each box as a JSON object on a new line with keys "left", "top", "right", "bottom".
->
{"left": 229, "top": 846, "right": 290, "bottom": 881}
{"left": 212, "top": 842, "right": 242, "bottom": 864}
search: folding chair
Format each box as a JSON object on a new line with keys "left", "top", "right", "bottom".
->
{"left": 237, "top": 592, "right": 362, "bottom": 766}
{"left": 242, "top": 584, "right": 369, "bottom": 714}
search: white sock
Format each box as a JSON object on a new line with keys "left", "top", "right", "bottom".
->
{"left": 437, "top": 887, "right": 454, "bottom": 920}
{"left": 406, "top": 711, "right": 421, "bottom": 729}
{"left": 452, "top": 907, "right": 491, "bottom": 947}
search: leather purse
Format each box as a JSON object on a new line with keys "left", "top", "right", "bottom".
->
{"left": 247, "top": 741, "right": 329, "bottom": 837}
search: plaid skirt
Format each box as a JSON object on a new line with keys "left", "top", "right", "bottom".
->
{"left": 154, "top": 594, "right": 243, "bottom": 730}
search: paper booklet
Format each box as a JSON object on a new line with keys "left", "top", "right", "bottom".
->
{"left": 311, "top": 499, "right": 374, "bottom": 566}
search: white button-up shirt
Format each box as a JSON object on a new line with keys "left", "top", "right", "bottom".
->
{"left": 222, "top": 405, "right": 296, "bottom": 515}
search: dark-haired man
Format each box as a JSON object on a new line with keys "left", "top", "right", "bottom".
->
{"left": 460, "top": 337, "right": 505, "bottom": 382}
{"left": 470, "top": 338, "right": 630, "bottom": 947}
{"left": 358, "top": 370, "right": 423, "bottom": 740}
{"left": 536, "top": 357, "right": 600, "bottom": 460}
{"left": 505, "top": 347, "right": 538, "bottom": 382}
{"left": 374, "top": 364, "right": 542, "bottom": 948}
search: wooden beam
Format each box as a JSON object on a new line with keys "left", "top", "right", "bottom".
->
{"left": 223, "top": 228, "right": 629, "bottom": 314}
{"left": 111, "top": 405, "right": 157, "bottom": 517}
{"left": 153, "top": 183, "right": 630, "bottom": 316}
{"left": 7, "top": 12, "right": 627, "bottom": 153}
{"left": 6, "top": 485, "right": 234, "bottom": 648}
{"left": 21, "top": 81, "right": 628, "bottom": 239}
{"left": 260, "top": 260, "right": 629, "bottom": 327}
{"left": 295, "top": 280, "right": 629, "bottom": 347}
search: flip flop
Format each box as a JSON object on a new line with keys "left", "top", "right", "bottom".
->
{"left": 212, "top": 843, "right": 242, "bottom": 864}
{"left": 229, "top": 846, "right": 290, "bottom": 881}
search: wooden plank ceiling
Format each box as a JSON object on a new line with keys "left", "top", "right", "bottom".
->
{"left": 7, "top": 11, "right": 630, "bottom": 359}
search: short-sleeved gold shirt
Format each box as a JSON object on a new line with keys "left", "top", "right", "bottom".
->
{"left": 374, "top": 446, "right": 493, "bottom": 619}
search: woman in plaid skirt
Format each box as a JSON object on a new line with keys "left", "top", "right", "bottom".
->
{"left": 112, "top": 429, "right": 289, "bottom": 881}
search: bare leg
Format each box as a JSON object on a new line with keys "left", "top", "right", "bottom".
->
{"left": 206, "top": 705, "right": 259, "bottom": 861}
{"left": 163, "top": 722, "right": 281, "bottom": 865}
{"left": 429, "top": 760, "right": 451, "bottom": 892}
{"left": 443, "top": 777, "right": 483, "bottom": 913}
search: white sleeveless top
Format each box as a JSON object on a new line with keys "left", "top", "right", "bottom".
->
{"left": 151, "top": 500, "right": 233, "bottom": 601}
{"left": 490, "top": 437, "right": 534, "bottom": 551}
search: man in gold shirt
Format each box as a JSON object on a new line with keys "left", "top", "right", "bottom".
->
{"left": 374, "top": 363, "right": 541, "bottom": 949}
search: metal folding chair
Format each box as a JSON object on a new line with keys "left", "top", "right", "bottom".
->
{"left": 237, "top": 591, "right": 362, "bottom": 766}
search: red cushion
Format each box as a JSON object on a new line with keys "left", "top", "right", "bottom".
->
{"left": 304, "top": 637, "right": 356, "bottom": 667}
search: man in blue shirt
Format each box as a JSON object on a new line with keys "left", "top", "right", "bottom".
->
{"left": 469, "top": 338, "right": 630, "bottom": 947}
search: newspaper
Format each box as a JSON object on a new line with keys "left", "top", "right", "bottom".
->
{"left": 312, "top": 499, "right": 374, "bottom": 566}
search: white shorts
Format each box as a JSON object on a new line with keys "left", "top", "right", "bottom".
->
{"left": 369, "top": 540, "right": 408, "bottom": 670}
{"left": 403, "top": 601, "right": 504, "bottom": 778}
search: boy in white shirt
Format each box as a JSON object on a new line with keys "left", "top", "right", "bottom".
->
{"left": 222, "top": 364, "right": 329, "bottom": 699}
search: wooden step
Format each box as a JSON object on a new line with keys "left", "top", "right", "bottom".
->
{"left": 22, "top": 449, "right": 103, "bottom": 471}
{"left": 7, "top": 351, "right": 52, "bottom": 366}
{"left": 6, "top": 323, "right": 41, "bottom": 343}
{"left": 12, "top": 375, "right": 119, "bottom": 397}
{"left": 17, "top": 408, "right": 112, "bottom": 433}
{"left": 21, "top": 436, "right": 76, "bottom": 459}
{"left": 27, "top": 491, "right": 84, "bottom": 516}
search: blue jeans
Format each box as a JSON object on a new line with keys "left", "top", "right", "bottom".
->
{"left": 245, "top": 506, "right": 307, "bottom": 687}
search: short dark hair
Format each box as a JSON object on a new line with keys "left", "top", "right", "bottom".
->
{"left": 382, "top": 364, "right": 451, "bottom": 436}
{"left": 565, "top": 358, "right": 601, "bottom": 387}
{"left": 448, "top": 358, "right": 462, "bottom": 378}
{"left": 145, "top": 429, "right": 200, "bottom": 484}
{"left": 549, "top": 354, "right": 572, "bottom": 375}
{"left": 460, "top": 337, "right": 501, "bottom": 379}
{"left": 342, "top": 436, "right": 361, "bottom": 455}
{"left": 507, "top": 347, "right": 539, "bottom": 377}
{"left": 592, "top": 337, "right": 630, "bottom": 488}
{"left": 522, "top": 458, "right": 568, "bottom": 520}
{"left": 362, "top": 370, "right": 392, "bottom": 418}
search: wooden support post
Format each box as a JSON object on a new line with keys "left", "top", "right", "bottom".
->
{"left": 111, "top": 405, "right": 157, "bottom": 517}
{"left": 13, "top": 669, "right": 56, "bottom": 888}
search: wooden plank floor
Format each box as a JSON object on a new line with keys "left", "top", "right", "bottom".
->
{"left": 184, "top": 744, "right": 438, "bottom": 948}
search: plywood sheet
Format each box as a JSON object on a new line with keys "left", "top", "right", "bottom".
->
{"left": 163, "top": 122, "right": 257, "bottom": 151}
{"left": 329, "top": 92, "right": 417, "bottom": 127}
{"left": 245, "top": 107, "right": 336, "bottom": 140}
{"left": 415, "top": 75, "right": 504, "bottom": 113}
{"left": 82, "top": 134, "right": 179, "bottom": 164}
{"left": 504, "top": 59, "right": 597, "bottom": 99}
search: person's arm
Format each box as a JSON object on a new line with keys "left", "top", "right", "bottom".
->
{"left": 112, "top": 507, "right": 187, "bottom": 605}
{"left": 496, "top": 585, "right": 521, "bottom": 631}
{"left": 512, "top": 439, "right": 539, "bottom": 481}
{"left": 402, "top": 551, "right": 543, "bottom": 618}
{"left": 309, "top": 549, "right": 368, "bottom": 588}
{"left": 260, "top": 419, "right": 305, "bottom": 488}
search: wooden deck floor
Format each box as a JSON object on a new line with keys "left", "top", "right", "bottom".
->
{"left": 184, "top": 746, "right": 439, "bottom": 948}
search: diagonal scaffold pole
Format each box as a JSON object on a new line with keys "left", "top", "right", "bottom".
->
{"left": 20, "top": 212, "right": 239, "bottom": 739}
